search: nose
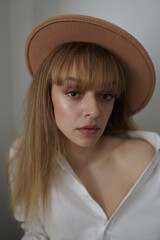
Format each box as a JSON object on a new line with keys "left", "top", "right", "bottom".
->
{"left": 83, "top": 91, "right": 100, "bottom": 118}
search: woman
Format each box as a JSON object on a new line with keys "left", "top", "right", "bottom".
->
{"left": 7, "top": 14, "right": 160, "bottom": 239}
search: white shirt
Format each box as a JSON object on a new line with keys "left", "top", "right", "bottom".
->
{"left": 13, "top": 131, "right": 160, "bottom": 240}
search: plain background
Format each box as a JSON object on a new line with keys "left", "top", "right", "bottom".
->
{"left": 1, "top": 0, "right": 160, "bottom": 239}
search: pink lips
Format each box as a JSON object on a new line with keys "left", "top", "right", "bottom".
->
{"left": 78, "top": 125, "right": 100, "bottom": 135}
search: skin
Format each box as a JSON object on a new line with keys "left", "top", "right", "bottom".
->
{"left": 51, "top": 67, "right": 155, "bottom": 219}
{"left": 51, "top": 74, "right": 117, "bottom": 169}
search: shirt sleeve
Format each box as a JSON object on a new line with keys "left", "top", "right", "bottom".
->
{"left": 20, "top": 220, "right": 50, "bottom": 240}
{"left": 14, "top": 205, "right": 50, "bottom": 240}
{"left": 8, "top": 141, "right": 50, "bottom": 240}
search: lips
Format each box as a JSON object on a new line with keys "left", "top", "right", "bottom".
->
{"left": 77, "top": 125, "right": 100, "bottom": 135}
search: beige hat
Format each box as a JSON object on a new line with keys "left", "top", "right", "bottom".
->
{"left": 25, "top": 14, "right": 155, "bottom": 115}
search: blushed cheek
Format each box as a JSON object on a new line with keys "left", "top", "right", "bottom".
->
{"left": 52, "top": 96, "right": 67, "bottom": 120}
{"left": 54, "top": 105, "right": 66, "bottom": 125}
{"left": 54, "top": 102, "right": 77, "bottom": 128}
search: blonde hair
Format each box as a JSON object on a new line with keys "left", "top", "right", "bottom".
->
{"left": 7, "top": 42, "right": 136, "bottom": 220}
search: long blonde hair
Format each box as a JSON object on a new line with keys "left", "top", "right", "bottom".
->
{"left": 7, "top": 42, "right": 136, "bottom": 219}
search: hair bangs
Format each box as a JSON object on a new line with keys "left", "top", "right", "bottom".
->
{"left": 51, "top": 42, "right": 126, "bottom": 96}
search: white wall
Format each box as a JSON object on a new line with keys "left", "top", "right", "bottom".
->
{"left": 0, "top": 1, "right": 13, "bottom": 238}
{"left": 0, "top": 0, "right": 35, "bottom": 239}
{"left": 9, "top": 0, "right": 35, "bottom": 124}
{"left": 1, "top": 0, "right": 160, "bottom": 239}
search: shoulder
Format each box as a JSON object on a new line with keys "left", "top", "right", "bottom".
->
{"left": 101, "top": 133, "right": 155, "bottom": 170}
{"left": 127, "top": 130, "right": 160, "bottom": 151}
{"left": 102, "top": 132, "right": 155, "bottom": 155}
{"left": 122, "top": 137, "right": 155, "bottom": 164}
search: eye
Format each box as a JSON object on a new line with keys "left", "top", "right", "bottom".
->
{"left": 97, "top": 92, "right": 117, "bottom": 101}
{"left": 66, "top": 90, "right": 81, "bottom": 98}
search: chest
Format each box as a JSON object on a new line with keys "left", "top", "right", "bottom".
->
{"left": 76, "top": 139, "right": 155, "bottom": 219}
{"left": 77, "top": 166, "right": 132, "bottom": 219}
{"left": 46, "top": 155, "right": 160, "bottom": 240}
{"left": 76, "top": 155, "right": 153, "bottom": 219}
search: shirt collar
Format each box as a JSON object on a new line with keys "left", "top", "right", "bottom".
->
{"left": 57, "top": 130, "right": 160, "bottom": 177}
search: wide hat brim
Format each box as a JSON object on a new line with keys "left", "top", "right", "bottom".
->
{"left": 25, "top": 14, "right": 155, "bottom": 115}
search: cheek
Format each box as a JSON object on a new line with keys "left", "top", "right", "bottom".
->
{"left": 53, "top": 101, "right": 68, "bottom": 122}
{"left": 52, "top": 97, "right": 78, "bottom": 126}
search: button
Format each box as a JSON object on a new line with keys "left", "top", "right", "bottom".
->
{"left": 85, "top": 194, "right": 89, "bottom": 199}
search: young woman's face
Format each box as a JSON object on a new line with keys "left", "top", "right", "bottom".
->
{"left": 51, "top": 69, "right": 117, "bottom": 149}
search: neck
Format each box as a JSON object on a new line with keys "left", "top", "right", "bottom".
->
{"left": 64, "top": 139, "right": 103, "bottom": 172}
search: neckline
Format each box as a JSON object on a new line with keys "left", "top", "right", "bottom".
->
{"left": 58, "top": 148, "right": 160, "bottom": 221}
{"left": 57, "top": 130, "right": 160, "bottom": 221}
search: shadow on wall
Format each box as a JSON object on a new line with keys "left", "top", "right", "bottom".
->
{"left": 0, "top": 1, "right": 23, "bottom": 239}
{"left": 1, "top": 202, "right": 23, "bottom": 239}
{"left": 0, "top": 152, "right": 24, "bottom": 239}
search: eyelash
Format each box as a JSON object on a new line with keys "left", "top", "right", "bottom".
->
{"left": 97, "top": 92, "right": 117, "bottom": 101}
{"left": 66, "top": 90, "right": 117, "bottom": 101}
{"left": 67, "top": 90, "right": 81, "bottom": 98}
